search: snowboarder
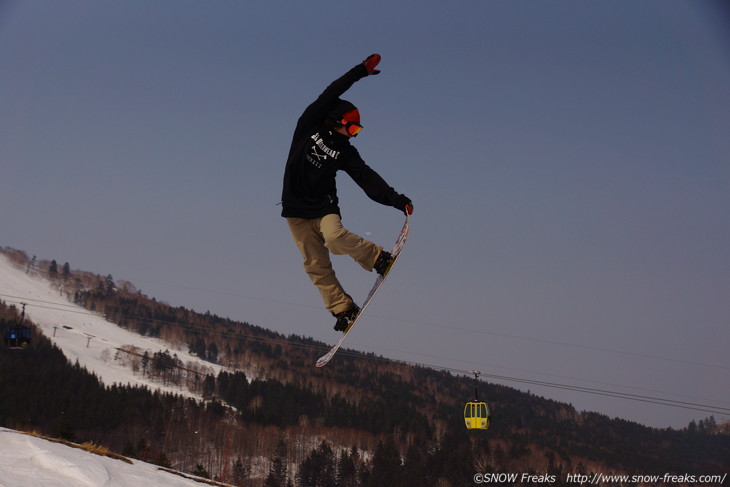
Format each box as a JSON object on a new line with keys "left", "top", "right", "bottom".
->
{"left": 281, "top": 54, "right": 413, "bottom": 332}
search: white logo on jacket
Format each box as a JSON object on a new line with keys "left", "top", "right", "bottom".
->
{"left": 306, "top": 132, "right": 341, "bottom": 169}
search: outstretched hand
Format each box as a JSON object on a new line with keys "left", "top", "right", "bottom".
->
{"left": 363, "top": 54, "right": 381, "bottom": 75}
{"left": 394, "top": 194, "right": 413, "bottom": 215}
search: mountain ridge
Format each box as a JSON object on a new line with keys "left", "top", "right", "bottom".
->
{"left": 1, "top": 246, "right": 727, "bottom": 486}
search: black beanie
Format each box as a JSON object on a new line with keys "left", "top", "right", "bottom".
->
{"left": 326, "top": 99, "right": 358, "bottom": 125}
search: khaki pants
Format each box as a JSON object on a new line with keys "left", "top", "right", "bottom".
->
{"left": 287, "top": 214, "right": 382, "bottom": 315}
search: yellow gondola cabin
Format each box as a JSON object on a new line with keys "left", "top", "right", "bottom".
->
{"left": 464, "top": 401, "right": 490, "bottom": 430}
{"left": 464, "top": 371, "right": 491, "bottom": 430}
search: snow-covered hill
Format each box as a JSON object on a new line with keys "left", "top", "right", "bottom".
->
{"left": 0, "top": 253, "right": 227, "bottom": 399}
{"left": 0, "top": 428, "right": 224, "bottom": 487}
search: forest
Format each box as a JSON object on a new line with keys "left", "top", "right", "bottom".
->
{"left": 1, "top": 247, "right": 728, "bottom": 486}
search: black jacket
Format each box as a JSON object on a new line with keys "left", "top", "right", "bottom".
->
{"left": 280, "top": 63, "right": 402, "bottom": 219}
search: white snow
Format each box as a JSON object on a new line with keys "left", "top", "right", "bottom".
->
{"left": 0, "top": 253, "right": 227, "bottom": 398}
{"left": 0, "top": 428, "right": 219, "bottom": 486}
{"left": 0, "top": 254, "right": 258, "bottom": 485}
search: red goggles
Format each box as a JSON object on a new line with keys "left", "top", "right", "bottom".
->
{"left": 345, "top": 122, "right": 363, "bottom": 137}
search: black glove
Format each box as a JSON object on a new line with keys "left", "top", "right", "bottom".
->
{"left": 394, "top": 194, "right": 413, "bottom": 215}
{"left": 363, "top": 54, "right": 381, "bottom": 75}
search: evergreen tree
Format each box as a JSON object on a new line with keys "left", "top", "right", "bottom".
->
{"left": 202, "top": 374, "right": 216, "bottom": 399}
{"left": 207, "top": 342, "right": 219, "bottom": 363}
{"left": 366, "top": 437, "right": 402, "bottom": 487}
{"left": 231, "top": 458, "right": 251, "bottom": 485}
{"left": 264, "top": 439, "right": 288, "bottom": 487}
{"left": 104, "top": 274, "right": 115, "bottom": 294}
{"left": 402, "top": 443, "right": 428, "bottom": 487}
{"left": 297, "top": 440, "right": 336, "bottom": 487}
{"left": 189, "top": 338, "right": 206, "bottom": 358}
{"left": 429, "top": 431, "right": 474, "bottom": 486}
{"left": 141, "top": 351, "right": 150, "bottom": 376}
{"left": 335, "top": 448, "right": 357, "bottom": 487}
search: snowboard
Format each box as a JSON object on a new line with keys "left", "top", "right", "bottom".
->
{"left": 315, "top": 212, "right": 411, "bottom": 367}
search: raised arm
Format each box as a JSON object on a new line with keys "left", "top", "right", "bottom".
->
{"left": 294, "top": 54, "right": 382, "bottom": 136}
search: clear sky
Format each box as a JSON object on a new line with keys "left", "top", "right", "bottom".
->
{"left": 1, "top": 0, "right": 728, "bottom": 429}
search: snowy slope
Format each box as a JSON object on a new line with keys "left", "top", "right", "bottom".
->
{"left": 0, "top": 428, "right": 222, "bottom": 487}
{"left": 0, "top": 253, "right": 228, "bottom": 398}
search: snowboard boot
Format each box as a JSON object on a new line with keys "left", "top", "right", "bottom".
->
{"left": 333, "top": 305, "right": 361, "bottom": 333}
{"left": 373, "top": 250, "right": 394, "bottom": 277}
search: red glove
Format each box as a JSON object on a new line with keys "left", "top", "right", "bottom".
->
{"left": 363, "top": 54, "right": 381, "bottom": 75}
{"left": 394, "top": 194, "right": 413, "bottom": 215}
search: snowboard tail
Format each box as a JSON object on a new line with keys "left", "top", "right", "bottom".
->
{"left": 315, "top": 214, "right": 410, "bottom": 367}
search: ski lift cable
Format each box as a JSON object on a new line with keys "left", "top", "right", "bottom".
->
{"left": 109, "top": 277, "right": 730, "bottom": 372}
{"left": 3, "top": 270, "right": 728, "bottom": 373}
{"left": 343, "top": 339, "right": 730, "bottom": 407}
{"left": 337, "top": 350, "right": 730, "bottom": 416}
{"left": 22, "top": 264, "right": 722, "bottom": 373}
{"left": 364, "top": 313, "right": 730, "bottom": 372}
{"left": 2, "top": 292, "right": 729, "bottom": 415}
{"left": 2, "top": 294, "right": 729, "bottom": 416}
